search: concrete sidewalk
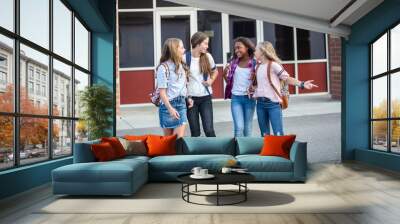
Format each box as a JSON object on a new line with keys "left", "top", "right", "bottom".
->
{"left": 116, "top": 94, "right": 342, "bottom": 163}
{"left": 117, "top": 93, "right": 340, "bottom": 130}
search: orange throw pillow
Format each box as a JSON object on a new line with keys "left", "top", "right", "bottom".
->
{"left": 101, "top": 137, "right": 127, "bottom": 158}
{"left": 146, "top": 135, "right": 177, "bottom": 157}
{"left": 91, "top": 142, "right": 117, "bottom": 162}
{"left": 260, "top": 135, "right": 296, "bottom": 159}
{"left": 124, "top": 135, "right": 149, "bottom": 142}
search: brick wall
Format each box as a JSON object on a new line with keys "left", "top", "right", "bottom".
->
{"left": 328, "top": 34, "right": 342, "bottom": 100}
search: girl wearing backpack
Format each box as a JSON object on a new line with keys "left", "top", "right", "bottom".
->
{"left": 253, "top": 41, "right": 318, "bottom": 136}
{"left": 223, "top": 37, "right": 257, "bottom": 137}
{"left": 156, "top": 38, "right": 193, "bottom": 138}
{"left": 184, "top": 32, "right": 219, "bottom": 137}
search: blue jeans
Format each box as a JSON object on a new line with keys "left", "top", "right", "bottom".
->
{"left": 231, "top": 95, "right": 256, "bottom": 137}
{"left": 256, "top": 97, "right": 284, "bottom": 136}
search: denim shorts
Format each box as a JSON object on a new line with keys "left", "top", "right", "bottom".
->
{"left": 159, "top": 96, "right": 188, "bottom": 129}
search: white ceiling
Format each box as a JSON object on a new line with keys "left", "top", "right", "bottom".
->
{"left": 167, "top": 0, "right": 384, "bottom": 37}
{"left": 223, "top": 0, "right": 352, "bottom": 22}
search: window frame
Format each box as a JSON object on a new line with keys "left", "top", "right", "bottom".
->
{"left": 0, "top": 0, "right": 92, "bottom": 171}
{"left": 369, "top": 20, "right": 400, "bottom": 154}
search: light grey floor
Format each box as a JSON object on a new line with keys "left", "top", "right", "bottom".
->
{"left": 117, "top": 94, "right": 341, "bottom": 163}
{"left": 2, "top": 162, "right": 400, "bottom": 224}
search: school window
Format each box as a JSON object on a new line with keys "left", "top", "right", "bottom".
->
{"left": 197, "top": 11, "right": 223, "bottom": 64}
{"left": 119, "top": 12, "right": 154, "bottom": 68}
{"left": 263, "top": 22, "right": 294, "bottom": 61}
{"left": 229, "top": 15, "right": 257, "bottom": 56}
{"left": 297, "top": 28, "right": 326, "bottom": 60}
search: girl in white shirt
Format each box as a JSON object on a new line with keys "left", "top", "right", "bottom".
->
{"left": 223, "top": 37, "right": 257, "bottom": 137}
{"left": 184, "top": 32, "right": 219, "bottom": 137}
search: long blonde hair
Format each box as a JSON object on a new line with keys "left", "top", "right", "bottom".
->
{"left": 257, "top": 41, "right": 282, "bottom": 64}
{"left": 159, "top": 38, "right": 188, "bottom": 76}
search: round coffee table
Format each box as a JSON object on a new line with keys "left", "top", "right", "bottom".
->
{"left": 177, "top": 172, "right": 255, "bottom": 206}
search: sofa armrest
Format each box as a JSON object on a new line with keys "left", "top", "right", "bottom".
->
{"left": 289, "top": 141, "right": 307, "bottom": 181}
{"left": 73, "top": 141, "right": 99, "bottom": 163}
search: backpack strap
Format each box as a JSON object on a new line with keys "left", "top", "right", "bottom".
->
{"left": 252, "top": 62, "right": 261, "bottom": 86}
{"left": 267, "top": 61, "right": 283, "bottom": 100}
{"left": 185, "top": 51, "right": 191, "bottom": 68}
{"left": 155, "top": 63, "right": 170, "bottom": 88}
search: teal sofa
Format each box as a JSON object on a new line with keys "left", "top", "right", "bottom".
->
{"left": 52, "top": 137, "right": 307, "bottom": 196}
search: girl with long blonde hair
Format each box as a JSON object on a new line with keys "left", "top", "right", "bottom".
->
{"left": 157, "top": 38, "right": 193, "bottom": 138}
{"left": 253, "top": 41, "right": 317, "bottom": 136}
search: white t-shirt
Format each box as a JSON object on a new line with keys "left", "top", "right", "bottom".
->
{"left": 184, "top": 53, "right": 216, "bottom": 97}
{"left": 232, "top": 66, "right": 252, "bottom": 96}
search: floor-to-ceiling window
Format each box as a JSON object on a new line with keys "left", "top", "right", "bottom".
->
{"left": 0, "top": 0, "right": 91, "bottom": 170}
{"left": 370, "top": 22, "right": 400, "bottom": 153}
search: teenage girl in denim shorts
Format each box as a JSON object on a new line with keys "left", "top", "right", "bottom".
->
{"left": 157, "top": 38, "right": 194, "bottom": 138}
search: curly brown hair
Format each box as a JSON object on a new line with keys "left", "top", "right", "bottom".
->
{"left": 233, "top": 37, "right": 255, "bottom": 59}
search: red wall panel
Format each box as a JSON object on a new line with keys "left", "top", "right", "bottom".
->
{"left": 282, "top": 64, "right": 295, "bottom": 94}
{"left": 212, "top": 67, "right": 224, "bottom": 99}
{"left": 120, "top": 70, "right": 154, "bottom": 104}
{"left": 120, "top": 67, "right": 225, "bottom": 105}
{"left": 298, "top": 62, "right": 327, "bottom": 94}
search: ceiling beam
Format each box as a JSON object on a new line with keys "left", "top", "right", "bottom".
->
{"left": 330, "top": 0, "right": 368, "bottom": 27}
{"left": 167, "top": 0, "right": 351, "bottom": 37}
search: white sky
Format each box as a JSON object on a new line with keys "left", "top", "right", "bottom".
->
{"left": 0, "top": 0, "right": 88, "bottom": 69}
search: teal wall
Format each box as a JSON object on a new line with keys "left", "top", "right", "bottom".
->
{"left": 0, "top": 0, "right": 116, "bottom": 200}
{"left": 0, "top": 158, "right": 72, "bottom": 199}
{"left": 343, "top": 0, "right": 400, "bottom": 171}
{"left": 92, "top": 31, "right": 116, "bottom": 136}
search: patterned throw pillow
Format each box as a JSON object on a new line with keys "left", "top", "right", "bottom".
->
{"left": 118, "top": 138, "right": 147, "bottom": 156}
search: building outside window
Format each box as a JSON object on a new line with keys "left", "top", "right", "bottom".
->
{"left": 28, "top": 67, "right": 34, "bottom": 80}
{"left": 28, "top": 81, "right": 34, "bottom": 94}
{"left": 0, "top": 71, "right": 6, "bottom": 86}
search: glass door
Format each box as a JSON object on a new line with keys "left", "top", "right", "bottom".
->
{"left": 155, "top": 10, "right": 197, "bottom": 62}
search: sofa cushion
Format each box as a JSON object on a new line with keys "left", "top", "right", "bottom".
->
{"left": 149, "top": 154, "right": 235, "bottom": 172}
{"left": 101, "top": 137, "right": 127, "bottom": 158}
{"left": 260, "top": 135, "right": 296, "bottom": 159}
{"left": 118, "top": 155, "right": 150, "bottom": 162}
{"left": 73, "top": 139, "right": 101, "bottom": 163}
{"left": 52, "top": 158, "right": 147, "bottom": 183}
{"left": 91, "top": 142, "right": 118, "bottom": 161}
{"left": 177, "top": 137, "right": 236, "bottom": 155}
{"left": 147, "top": 135, "right": 177, "bottom": 157}
{"left": 119, "top": 138, "right": 147, "bottom": 156}
{"left": 236, "top": 155, "right": 293, "bottom": 172}
{"left": 236, "top": 137, "right": 263, "bottom": 155}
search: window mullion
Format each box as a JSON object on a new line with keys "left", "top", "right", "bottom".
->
{"left": 71, "top": 10, "right": 76, "bottom": 153}
{"left": 14, "top": 0, "right": 21, "bottom": 167}
{"left": 388, "top": 30, "right": 391, "bottom": 152}
{"left": 49, "top": 0, "right": 54, "bottom": 160}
